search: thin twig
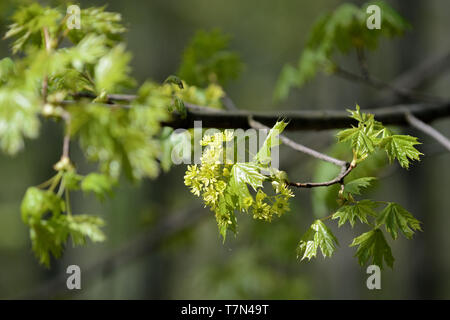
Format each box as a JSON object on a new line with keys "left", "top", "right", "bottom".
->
{"left": 41, "top": 27, "right": 52, "bottom": 102}
{"left": 60, "top": 109, "right": 72, "bottom": 160}
{"left": 286, "top": 163, "right": 354, "bottom": 188}
{"left": 43, "top": 27, "right": 52, "bottom": 52}
{"left": 248, "top": 117, "right": 347, "bottom": 167}
{"left": 221, "top": 94, "right": 238, "bottom": 111}
{"left": 248, "top": 117, "right": 354, "bottom": 188}
{"left": 405, "top": 111, "right": 450, "bottom": 152}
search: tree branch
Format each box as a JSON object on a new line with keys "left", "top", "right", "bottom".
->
{"left": 405, "top": 111, "right": 450, "bottom": 152}
{"left": 248, "top": 117, "right": 354, "bottom": 188}
{"left": 60, "top": 110, "right": 71, "bottom": 160}
{"left": 166, "top": 101, "right": 450, "bottom": 131}
{"left": 286, "top": 162, "right": 354, "bottom": 188}
{"left": 67, "top": 94, "right": 450, "bottom": 131}
{"left": 248, "top": 117, "right": 347, "bottom": 167}
{"left": 221, "top": 94, "right": 238, "bottom": 111}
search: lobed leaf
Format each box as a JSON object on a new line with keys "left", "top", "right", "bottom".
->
{"left": 254, "top": 121, "right": 288, "bottom": 165}
{"left": 332, "top": 199, "right": 378, "bottom": 227}
{"left": 380, "top": 134, "right": 422, "bottom": 169}
{"left": 376, "top": 202, "right": 422, "bottom": 239}
{"left": 343, "top": 177, "right": 376, "bottom": 196}
{"left": 297, "top": 220, "right": 339, "bottom": 260}
{"left": 350, "top": 228, "right": 394, "bottom": 269}
{"left": 81, "top": 173, "right": 115, "bottom": 200}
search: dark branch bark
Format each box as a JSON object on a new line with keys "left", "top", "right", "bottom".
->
{"left": 165, "top": 101, "right": 450, "bottom": 131}
{"left": 248, "top": 117, "right": 355, "bottom": 188}
{"left": 287, "top": 162, "right": 354, "bottom": 188}
{"left": 70, "top": 93, "right": 450, "bottom": 131}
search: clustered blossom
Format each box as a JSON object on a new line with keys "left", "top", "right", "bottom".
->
{"left": 184, "top": 130, "right": 294, "bottom": 239}
{"left": 184, "top": 131, "right": 233, "bottom": 208}
{"left": 251, "top": 171, "right": 294, "bottom": 222}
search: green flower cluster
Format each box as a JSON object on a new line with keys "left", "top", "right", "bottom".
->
{"left": 184, "top": 123, "right": 294, "bottom": 240}
{"left": 184, "top": 131, "right": 234, "bottom": 208}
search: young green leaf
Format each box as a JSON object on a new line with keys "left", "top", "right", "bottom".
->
{"left": 230, "top": 163, "right": 265, "bottom": 191}
{"left": 29, "top": 221, "right": 65, "bottom": 267}
{"left": 379, "top": 135, "right": 422, "bottom": 169}
{"left": 273, "top": 64, "right": 300, "bottom": 101}
{"left": 95, "top": 44, "right": 134, "bottom": 93}
{"left": 376, "top": 202, "right": 422, "bottom": 239}
{"left": 4, "top": 3, "right": 62, "bottom": 53}
{"left": 274, "top": 1, "right": 409, "bottom": 100}
{"left": 254, "top": 121, "right": 288, "bottom": 165}
{"left": 332, "top": 199, "right": 378, "bottom": 227}
{"left": 0, "top": 58, "right": 15, "bottom": 84}
{"left": 30, "top": 214, "right": 105, "bottom": 267}
{"left": 343, "top": 177, "right": 376, "bottom": 196}
{"left": 81, "top": 173, "right": 114, "bottom": 200}
{"left": 350, "top": 229, "right": 394, "bottom": 269}
{"left": 62, "top": 170, "right": 83, "bottom": 191}
{"left": 69, "top": 89, "right": 168, "bottom": 180}
{"left": 0, "top": 88, "right": 40, "bottom": 155}
{"left": 62, "top": 34, "right": 108, "bottom": 71}
{"left": 21, "top": 187, "right": 65, "bottom": 225}
{"left": 57, "top": 214, "right": 106, "bottom": 246}
{"left": 227, "top": 172, "right": 252, "bottom": 212}
{"left": 174, "top": 96, "right": 187, "bottom": 119}
{"left": 337, "top": 126, "right": 375, "bottom": 160}
{"left": 67, "top": 6, "right": 126, "bottom": 45}
{"left": 297, "top": 220, "right": 339, "bottom": 260}
{"left": 214, "top": 194, "right": 237, "bottom": 242}
{"left": 164, "top": 75, "right": 184, "bottom": 89}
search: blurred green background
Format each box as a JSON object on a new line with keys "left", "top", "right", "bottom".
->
{"left": 0, "top": 0, "right": 449, "bottom": 299}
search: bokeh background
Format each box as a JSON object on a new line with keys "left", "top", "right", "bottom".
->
{"left": 0, "top": 0, "right": 449, "bottom": 299}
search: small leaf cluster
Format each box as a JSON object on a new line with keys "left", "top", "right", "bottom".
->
{"left": 20, "top": 160, "right": 113, "bottom": 267}
{"left": 337, "top": 105, "right": 422, "bottom": 168}
{"left": 297, "top": 107, "right": 422, "bottom": 269}
{"left": 184, "top": 122, "right": 294, "bottom": 240}
{"left": 68, "top": 82, "right": 170, "bottom": 181}
{"left": 298, "top": 176, "right": 422, "bottom": 269}
{"left": 0, "top": 3, "right": 237, "bottom": 266}
{"left": 274, "top": 1, "right": 410, "bottom": 100}
{"left": 0, "top": 4, "right": 134, "bottom": 156}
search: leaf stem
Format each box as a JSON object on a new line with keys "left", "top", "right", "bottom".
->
{"left": 49, "top": 171, "right": 63, "bottom": 192}
{"left": 65, "top": 188, "right": 72, "bottom": 217}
